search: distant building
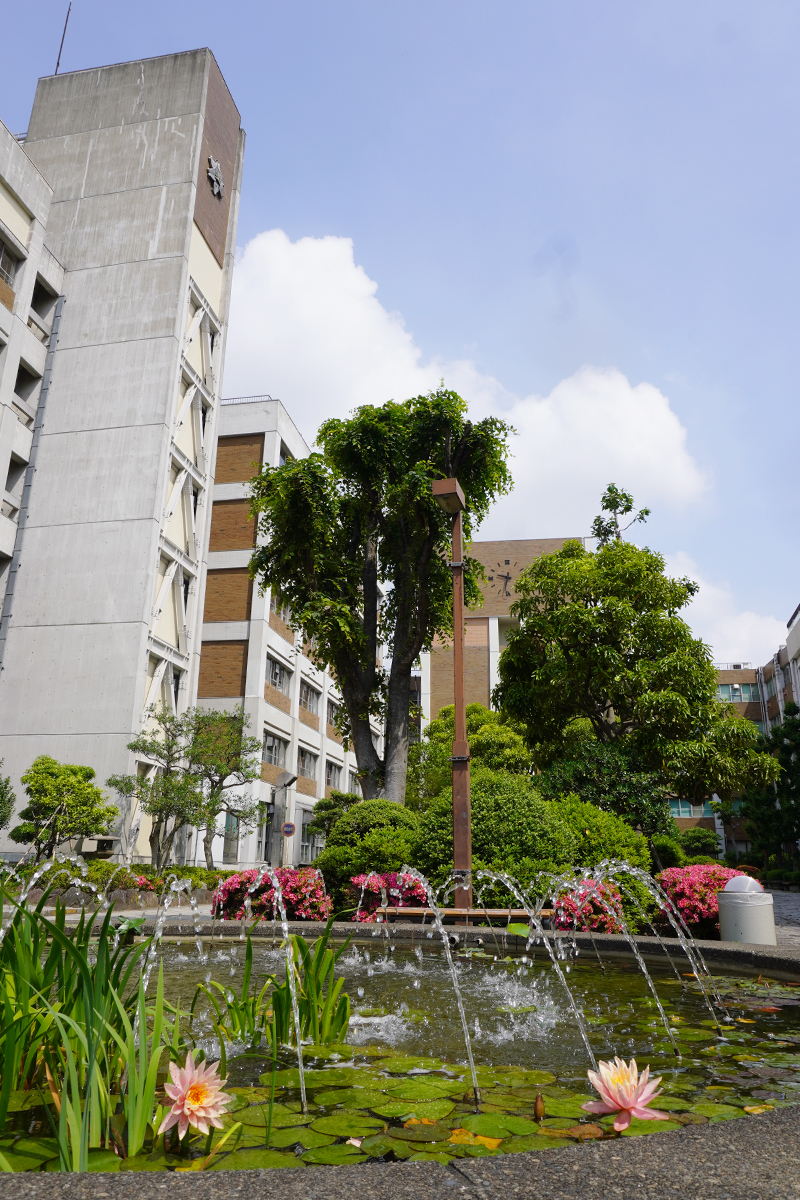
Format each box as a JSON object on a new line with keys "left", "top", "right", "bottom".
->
{"left": 193, "top": 396, "right": 378, "bottom": 870}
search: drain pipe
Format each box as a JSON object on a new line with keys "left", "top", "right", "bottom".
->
{"left": 0, "top": 295, "right": 64, "bottom": 674}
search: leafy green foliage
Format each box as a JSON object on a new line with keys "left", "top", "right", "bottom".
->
{"left": 552, "top": 794, "right": 651, "bottom": 873}
{"left": 185, "top": 706, "right": 262, "bottom": 870}
{"left": 8, "top": 757, "right": 118, "bottom": 862}
{"left": 590, "top": 483, "right": 651, "bottom": 547}
{"left": 535, "top": 741, "right": 673, "bottom": 838}
{"left": 325, "top": 799, "right": 418, "bottom": 848}
{"left": 314, "top": 800, "right": 419, "bottom": 910}
{"left": 305, "top": 790, "right": 360, "bottom": 840}
{"left": 676, "top": 826, "right": 720, "bottom": 858}
{"left": 495, "top": 537, "right": 779, "bottom": 803}
{"left": 0, "top": 761, "right": 14, "bottom": 834}
{"left": 248, "top": 388, "right": 513, "bottom": 800}
{"left": 650, "top": 835, "right": 685, "bottom": 869}
{"left": 738, "top": 701, "right": 800, "bottom": 866}
{"left": 406, "top": 704, "right": 531, "bottom": 809}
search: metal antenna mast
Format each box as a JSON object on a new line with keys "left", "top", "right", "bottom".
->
{"left": 55, "top": 3, "right": 72, "bottom": 75}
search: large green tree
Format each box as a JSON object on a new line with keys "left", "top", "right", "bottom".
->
{"left": 8, "top": 756, "right": 118, "bottom": 862}
{"left": 737, "top": 701, "right": 800, "bottom": 867}
{"left": 249, "top": 388, "right": 512, "bottom": 801}
{"left": 186, "top": 706, "right": 262, "bottom": 870}
{"left": 494, "top": 537, "right": 778, "bottom": 804}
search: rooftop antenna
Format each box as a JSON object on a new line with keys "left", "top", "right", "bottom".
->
{"left": 55, "top": 3, "right": 72, "bottom": 75}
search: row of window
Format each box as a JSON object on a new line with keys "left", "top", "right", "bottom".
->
{"left": 266, "top": 654, "right": 340, "bottom": 725}
{"left": 263, "top": 730, "right": 347, "bottom": 788}
{"left": 670, "top": 798, "right": 742, "bottom": 819}
{"left": 717, "top": 682, "right": 760, "bottom": 703}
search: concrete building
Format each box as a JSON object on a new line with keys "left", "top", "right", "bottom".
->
{"left": 421, "top": 536, "right": 583, "bottom": 723}
{"left": 0, "top": 50, "right": 244, "bottom": 860}
{"left": 193, "top": 396, "right": 373, "bottom": 869}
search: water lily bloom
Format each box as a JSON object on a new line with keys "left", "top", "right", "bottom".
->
{"left": 581, "top": 1057, "right": 670, "bottom": 1132}
{"left": 158, "top": 1052, "right": 232, "bottom": 1139}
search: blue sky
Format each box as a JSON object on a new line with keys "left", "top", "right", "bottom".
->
{"left": 4, "top": 2, "right": 799, "bottom": 663}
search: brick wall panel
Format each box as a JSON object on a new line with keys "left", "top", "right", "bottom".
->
{"left": 297, "top": 776, "right": 317, "bottom": 798}
{"left": 209, "top": 499, "right": 256, "bottom": 551}
{"left": 269, "top": 610, "right": 293, "bottom": 644}
{"left": 203, "top": 568, "right": 253, "bottom": 621}
{"left": 261, "top": 761, "right": 283, "bottom": 785}
{"left": 198, "top": 640, "right": 248, "bottom": 697}
{"left": 299, "top": 708, "right": 319, "bottom": 732}
{"left": 264, "top": 684, "right": 291, "bottom": 713}
{"left": 215, "top": 434, "right": 265, "bottom": 484}
{"left": 430, "top": 644, "right": 490, "bottom": 717}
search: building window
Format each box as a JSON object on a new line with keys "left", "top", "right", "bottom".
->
{"left": 0, "top": 244, "right": 16, "bottom": 289}
{"left": 765, "top": 675, "right": 778, "bottom": 700}
{"left": 300, "top": 808, "right": 323, "bottom": 864}
{"left": 267, "top": 655, "right": 291, "bottom": 695}
{"left": 718, "top": 682, "right": 760, "bottom": 703}
{"left": 326, "top": 760, "right": 342, "bottom": 790}
{"left": 270, "top": 591, "right": 291, "bottom": 623}
{"left": 299, "top": 680, "right": 319, "bottom": 715}
{"left": 349, "top": 771, "right": 361, "bottom": 795}
{"left": 222, "top": 812, "right": 239, "bottom": 864}
{"left": 278, "top": 442, "right": 293, "bottom": 468}
{"left": 669, "top": 798, "right": 714, "bottom": 818}
{"left": 263, "top": 731, "right": 287, "bottom": 767}
{"left": 297, "top": 746, "right": 317, "bottom": 780}
{"left": 327, "top": 698, "right": 339, "bottom": 727}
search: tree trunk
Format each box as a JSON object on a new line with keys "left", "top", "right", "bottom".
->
{"left": 149, "top": 817, "right": 164, "bottom": 868}
{"left": 648, "top": 837, "right": 664, "bottom": 874}
{"left": 203, "top": 823, "right": 216, "bottom": 870}
{"left": 384, "top": 668, "right": 411, "bottom": 803}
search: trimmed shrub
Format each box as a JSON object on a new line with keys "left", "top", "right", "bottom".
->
{"left": 325, "top": 799, "right": 419, "bottom": 847}
{"left": 314, "top": 803, "right": 419, "bottom": 915}
{"left": 554, "top": 795, "right": 651, "bottom": 873}
{"left": 684, "top": 855, "right": 718, "bottom": 866}
{"left": 212, "top": 867, "right": 331, "bottom": 921}
{"left": 651, "top": 835, "right": 685, "bottom": 870}
{"left": 676, "top": 826, "right": 720, "bottom": 858}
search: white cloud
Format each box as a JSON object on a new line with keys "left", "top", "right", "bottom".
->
{"left": 225, "top": 229, "right": 707, "bottom": 537}
{"left": 666, "top": 551, "right": 785, "bottom": 666}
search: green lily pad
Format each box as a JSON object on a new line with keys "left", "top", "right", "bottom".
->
{"left": 370, "top": 1098, "right": 455, "bottom": 1120}
{"left": 489, "top": 1068, "right": 557, "bottom": 1087}
{"left": 496, "top": 1004, "right": 538, "bottom": 1014}
{"left": 379, "top": 1056, "right": 443, "bottom": 1072}
{"left": 542, "top": 1117, "right": 580, "bottom": 1129}
{"left": 502, "top": 1135, "right": 573, "bottom": 1152}
{"left": 409, "top": 1151, "right": 453, "bottom": 1163}
{"left": 389, "top": 1124, "right": 453, "bottom": 1142}
{"left": 386, "top": 1079, "right": 458, "bottom": 1100}
{"left": 266, "top": 1127, "right": 336, "bottom": 1149}
{"left": 651, "top": 1095, "right": 691, "bottom": 1111}
{"left": 360, "top": 1134, "right": 416, "bottom": 1159}
{"left": 302, "top": 1145, "right": 368, "bottom": 1165}
{"left": 690, "top": 1102, "right": 745, "bottom": 1121}
{"left": 480, "top": 1093, "right": 533, "bottom": 1110}
{"left": 314, "top": 1088, "right": 389, "bottom": 1108}
{"left": 238, "top": 1103, "right": 314, "bottom": 1128}
{"left": 120, "top": 1153, "right": 183, "bottom": 1172}
{"left": 0, "top": 1137, "right": 60, "bottom": 1161}
{"left": 535, "top": 1096, "right": 591, "bottom": 1119}
{"left": 45, "top": 1149, "right": 121, "bottom": 1172}
{"left": 506, "top": 923, "right": 531, "bottom": 937}
{"left": 620, "top": 1118, "right": 684, "bottom": 1136}
{"left": 464, "top": 1143, "right": 503, "bottom": 1156}
{"left": 5, "top": 1091, "right": 55, "bottom": 1113}
{"left": 209, "top": 1148, "right": 306, "bottom": 1170}
{"left": 310, "top": 1113, "right": 384, "bottom": 1136}
{"left": 260, "top": 1067, "right": 373, "bottom": 1089}
{"left": 674, "top": 1029, "right": 715, "bottom": 1042}
{"left": 2, "top": 1150, "right": 58, "bottom": 1172}
{"left": 461, "top": 1113, "right": 539, "bottom": 1137}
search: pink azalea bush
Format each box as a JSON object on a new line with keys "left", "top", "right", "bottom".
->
{"left": 554, "top": 880, "right": 625, "bottom": 933}
{"left": 134, "top": 875, "right": 156, "bottom": 892}
{"left": 656, "top": 863, "right": 745, "bottom": 934}
{"left": 212, "top": 866, "right": 332, "bottom": 921}
{"left": 349, "top": 871, "right": 428, "bottom": 922}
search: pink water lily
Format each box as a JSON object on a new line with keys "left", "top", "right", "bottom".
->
{"left": 158, "top": 1052, "right": 232, "bottom": 1140}
{"left": 581, "top": 1056, "right": 670, "bottom": 1132}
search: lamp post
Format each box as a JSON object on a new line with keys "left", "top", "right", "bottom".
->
{"left": 432, "top": 478, "right": 472, "bottom": 912}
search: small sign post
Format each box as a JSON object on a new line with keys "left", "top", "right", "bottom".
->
{"left": 281, "top": 822, "right": 295, "bottom": 837}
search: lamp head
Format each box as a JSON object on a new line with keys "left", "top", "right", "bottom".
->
{"left": 432, "top": 477, "right": 465, "bottom": 514}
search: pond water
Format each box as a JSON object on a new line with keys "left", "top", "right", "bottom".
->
{"left": 129, "top": 936, "right": 800, "bottom": 1168}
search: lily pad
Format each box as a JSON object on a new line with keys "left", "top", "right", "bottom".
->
{"left": 461, "top": 1113, "right": 539, "bottom": 1138}
{"left": 386, "top": 1079, "right": 458, "bottom": 1100}
{"left": 209, "top": 1148, "right": 305, "bottom": 1169}
{"left": 535, "top": 1096, "right": 591, "bottom": 1119}
{"left": 0, "top": 1137, "right": 60, "bottom": 1161}
{"left": 266, "top": 1127, "right": 336, "bottom": 1149}
{"left": 490, "top": 1068, "right": 557, "bottom": 1087}
{"left": 409, "top": 1151, "right": 453, "bottom": 1163}
{"left": 689, "top": 1102, "right": 745, "bottom": 1121}
{"left": 2, "top": 1150, "right": 58, "bottom": 1172}
{"left": 45, "top": 1149, "right": 121, "bottom": 1172}
{"left": 314, "top": 1088, "right": 389, "bottom": 1108}
{"left": 650, "top": 1095, "right": 691, "bottom": 1111}
{"left": 361, "top": 1134, "right": 416, "bottom": 1159}
{"left": 302, "top": 1145, "right": 368, "bottom": 1165}
{"left": 238, "top": 1103, "right": 314, "bottom": 1128}
{"left": 370, "top": 1098, "right": 455, "bottom": 1120}
{"left": 389, "top": 1123, "right": 453, "bottom": 1142}
{"left": 620, "top": 1118, "right": 684, "bottom": 1137}
{"left": 310, "top": 1113, "right": 384, "bottom": 1137}
{"left": 502, "top": 1134, "right": 573, "bottom": 1152}
{"left": 120, "top": 1153, "right": 183, "bottom": 1172}
{"left": 379, "top": 1056, "right": 443, "bottom": 1072}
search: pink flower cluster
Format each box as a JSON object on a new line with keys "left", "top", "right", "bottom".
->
{"left": 212, "top": 866, "right": 332, "bottom": 921}
{"left": 134, "top": 875, "right": 156, "bottom": 892}
{"left": 554, "top": 881, "right": 625, "bottom": 933}
{"left": 349, "top": 872, "right": 428, "bottom": 922}
{"left": 656, "top": 863, "right": 745, "bottom": 927}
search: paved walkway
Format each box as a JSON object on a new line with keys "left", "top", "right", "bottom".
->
{"left": 772, "top": 892, "right": 800, "bottom": 949}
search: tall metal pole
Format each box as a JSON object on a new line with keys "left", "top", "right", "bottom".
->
{"left": 450, "top": 506, "right": 472, "bottom": 911}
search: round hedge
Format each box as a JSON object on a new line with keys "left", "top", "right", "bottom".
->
{"left": 325, "top": 799, "right": 419, "bottom": 848}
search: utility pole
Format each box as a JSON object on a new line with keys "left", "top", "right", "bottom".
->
{"left": 432, "top": 478, "right": 472, "bottom": 911}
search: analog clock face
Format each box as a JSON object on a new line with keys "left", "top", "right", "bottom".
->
{"left": 486, "top": 559, "right": 520, "bottom": 598}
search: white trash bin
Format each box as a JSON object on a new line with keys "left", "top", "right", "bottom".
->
{"left": 717, "top": 875, "right": 776, "bottom": 946}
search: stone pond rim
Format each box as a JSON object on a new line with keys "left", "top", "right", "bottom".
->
{"left": 2, "top": 932, "right": 797, "bottom": 1197}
